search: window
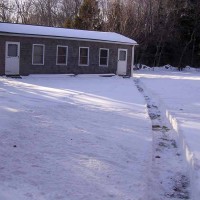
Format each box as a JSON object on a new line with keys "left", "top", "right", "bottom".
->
{"left": 79, "top": 47, "right": 89, "bottom": 66}
{"left": 99, "top": 48, "right": 109, "bottom": 67}
{"left": 119, "top": 50, "right": 127, "bottom": 61}
{"left": 32, "top": 44, "right": 45, "bottom": 65}
{"left": 8, "top": 44, "right": 18, "bottom": 57}
{"left": 57, "top": 46, "right": 68, "bottom": 65}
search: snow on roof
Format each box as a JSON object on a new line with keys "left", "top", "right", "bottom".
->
{"left": 0, "top": 23, "right": 137, "bottom": 45}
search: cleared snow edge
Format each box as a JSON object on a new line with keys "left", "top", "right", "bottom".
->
{"left": 138, "top": 79, "right": 200, "bottom": 200}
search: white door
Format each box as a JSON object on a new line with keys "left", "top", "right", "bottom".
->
{"left": 5, "top": 42, "right": 20, "bottom": 75}
{"left": 117, "top": 49, "right": 127, "bottom": 75}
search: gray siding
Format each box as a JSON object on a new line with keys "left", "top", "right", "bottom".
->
{"left": 0, "top": 35, "right": 133, "bottom": 76}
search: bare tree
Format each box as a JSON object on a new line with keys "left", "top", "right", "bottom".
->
{"left": 58, "top": 0, "right": 82, "bottom": 27}
{"left": 29, "top": 0, "right": 59, "bottom": 26}
{"left": 0, "top": 0, "right": 15, "bottom": 22}
{"left": 15, "top": 0, "right": 34, "bottom": 24}
{"left": 1, "top": 0, "right": 199, "bottom": 67}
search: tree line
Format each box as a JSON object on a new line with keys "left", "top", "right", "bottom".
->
{"left": 1, "top": 0, "right": 200, "bottom": 68}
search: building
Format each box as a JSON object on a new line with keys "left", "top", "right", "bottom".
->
{"left": 0, "top": 23, "right": 137, "bottom": 76}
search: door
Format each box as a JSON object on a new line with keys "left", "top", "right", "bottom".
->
{"left": 5, "top": 42, "right": 20, "bottom": 75}
{"left": 117, "top": 49, "right": 127, "bottom": 75}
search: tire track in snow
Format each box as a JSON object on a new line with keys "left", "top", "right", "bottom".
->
{"left": 134, "top": 78, "right": 190, "bottom": 200}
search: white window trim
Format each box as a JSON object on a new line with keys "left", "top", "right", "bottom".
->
{"left": 56, "top": 45, "right": 68, "bottom": 65}
{"left": 99, "top": 48, "right": 109, "bottom": 67}
{"left": 79, "top": 47, "right": 89, "bottom": 66}
{"left": 32, "top": 44, "right": 45, "bottom": 65}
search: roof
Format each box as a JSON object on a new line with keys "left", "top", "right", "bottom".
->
{"left": 0, "top": 23, "right": 137, "bottom": 45}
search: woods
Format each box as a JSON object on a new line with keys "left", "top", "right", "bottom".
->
{"left": 0, "top": 0, "right": 200, "bottom": 68}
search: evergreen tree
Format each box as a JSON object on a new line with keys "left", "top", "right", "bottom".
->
{"left": 63, "top": 18, "right": 73, "bottom": 28}
{"left": 73, "top": 15, "right": 83, "bottom": 29}
{"left": 73, "top": 0, "right": 102, "bottom": 31}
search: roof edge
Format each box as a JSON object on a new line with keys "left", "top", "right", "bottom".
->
{"left": 0, "top": 32, "right": 137, "bottom": 46}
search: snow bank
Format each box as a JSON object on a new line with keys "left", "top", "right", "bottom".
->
{"left": 134, "top": 64, "right": 200, "bottom": 72}
{"left": 134, "top": 71, "right": 200, "bottom": 200}
{"left": 166, "top": 110, "right": 200, "bottom": 200}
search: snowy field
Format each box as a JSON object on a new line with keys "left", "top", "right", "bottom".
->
{"left": 0, "top": 75, "right": 151, "bottom": 200}
{"left": 134, "top": 69, "right": 200, "bottom": 200}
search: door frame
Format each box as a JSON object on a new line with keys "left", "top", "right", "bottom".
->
{"left": 5, "top": 41, "right": 20, "bottom": 75}
{"left": 117, "top": 48, "right": 128, "bottom": 75}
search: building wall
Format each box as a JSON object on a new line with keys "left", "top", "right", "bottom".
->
{"left": 0, "top": 35, "right": 133, "bottom": 76}
{"left": 0, "top": 36, "right": 5, "bottom": 75}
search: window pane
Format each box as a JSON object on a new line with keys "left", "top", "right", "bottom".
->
{"left": 57, "top": 46, "right": 67, "bottom": 64}
{"left": 8, "top": 44, "right": 18, "bottom": 57}
{"left": 100, "top": 49, "right": 108, "bottom": 57}
{"left": 58, "top": 47, "right": 67, "bottom": 56}
{"left": 119, "top": 51, "right": 126, "bottom": 61}
{"left": 80, "top": 48, "right": 88, "bottom": 57}
{"left": 34, "top": 55, "right": 43, "bottom": 64}
{"left": 33, "top": 45, "right": 44, "bottom": 64}
{"left": 80, "top": 57, "right": 88, "bottom": 65}
{"left": 100, "top": 58, "right": 107, "bottom": 66}
{"left": 79, "top": 48, "right": 89, "bottom": 65}
{"left": 34, "top": 46, "right": 43, "bottom": 56}
{"left": 58, "top": 56, "right": 66, "bottom": 64}
{"left": 100, "top": 49, "right": 108, "bottom": 66}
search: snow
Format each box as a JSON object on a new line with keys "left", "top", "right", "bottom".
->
{"left": 0, "top": 23, "right": 137, "bottom": 45}
{"left": 0, "top": 75, "right": 151, "bottom": 200}
{"left": 134, "top": 64, "right": 200, "bottom": 72}
{"left": 134, "top": 70, "right": 200, "bottom": 200}
{"left": 135, "top": 79, "right": 190, "bottom": 200}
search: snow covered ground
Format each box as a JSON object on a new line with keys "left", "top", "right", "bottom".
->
{"left": 134, "top": 69, "right": 200, "bottom": 200}
{"left": 0, "top": 75, "right": 152, "bottom": 200}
